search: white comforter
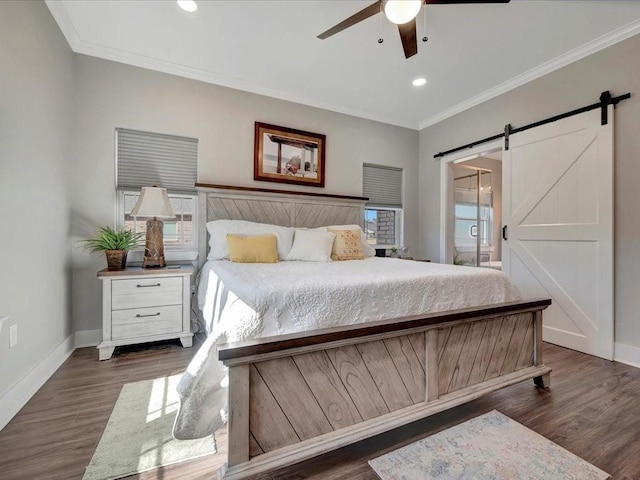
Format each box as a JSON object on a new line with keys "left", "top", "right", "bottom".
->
{"left": 173, "top": 258, "right": 520, "bottom": 439}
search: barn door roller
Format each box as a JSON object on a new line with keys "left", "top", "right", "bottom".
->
{"left": 434, "top": 90, "right": 631, "bottom": 159}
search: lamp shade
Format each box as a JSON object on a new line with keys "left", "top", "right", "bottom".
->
{"left": 383, "top": 0, "right": 422, "bottom": 25}
{"left": 130, "top": 187, "right": 176, "bottom": 219}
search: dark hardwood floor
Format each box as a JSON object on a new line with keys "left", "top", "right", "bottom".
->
{"left": 1, "top": 339, "right": 639, "bottom": 479}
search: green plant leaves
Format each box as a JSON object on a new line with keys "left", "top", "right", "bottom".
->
{"left": 80, "top": 226, "right": 144, "bottom": 252}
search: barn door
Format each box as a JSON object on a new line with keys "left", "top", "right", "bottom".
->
{"left": 502, "top": 107, "right": 614, "bottom": 360}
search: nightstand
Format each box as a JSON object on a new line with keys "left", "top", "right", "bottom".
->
{"left": 97, "top": 265, "right": 194, "bottom": 360}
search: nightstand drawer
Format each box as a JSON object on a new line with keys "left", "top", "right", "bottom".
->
{"left": 112, "top": 276, "right": 182, "bottom": 295}
{"left": 112, "top": 277, "right": 183, "bottom": 310}
{"left": 112, "top": 305, "right": 182, "bottom": 340}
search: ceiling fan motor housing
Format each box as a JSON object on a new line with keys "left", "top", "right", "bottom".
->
{"left": 317, "top": 0, "right": 510, "bottom": 59}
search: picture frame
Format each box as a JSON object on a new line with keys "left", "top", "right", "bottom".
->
{"left": 254, "top": 122, "right": 326, "bottom": 188}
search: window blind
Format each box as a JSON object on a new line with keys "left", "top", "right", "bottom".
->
{"left": 116, "top": 128, "right": 198, "bottom": 193}
{"left": 363, "top": 163, "right": 403, "bottom": 208}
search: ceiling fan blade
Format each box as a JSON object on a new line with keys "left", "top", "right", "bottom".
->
{"left": 317, "top": 0, "right": 382, "bottom": 39}
{"left": 425, "top": 0, "right": 510, "bottom": 4}
{"left": 398, "top": 19, "right": 418, "bottom": 59}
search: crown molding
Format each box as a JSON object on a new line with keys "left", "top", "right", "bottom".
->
{"left": 46, "top": 1, "right": 640, "bottom": 133}
{"left": 79, "top": 44, "right": 417, "bottom": 130}
{"left": 45, "top": 0, "right": 81, "bottom": 48}
{"left": 418, "top": 18, "right": 640, "bottom": 130}
{"left": 45, "top": 1, "right": 415, "bottom": 130}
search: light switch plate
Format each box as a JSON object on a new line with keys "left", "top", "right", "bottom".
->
{"left": 0, "top": 316, "right": 8, "bottom": 334}
{"left": 9, "top": 324, "right": 18, "bottom": 348}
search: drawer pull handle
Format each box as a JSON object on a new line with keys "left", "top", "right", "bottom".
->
{"left": 136, "top": 312, "right": 161, "bottom": 318}
{"left": 137, "top": 283, "right": 161, "bottom": 288}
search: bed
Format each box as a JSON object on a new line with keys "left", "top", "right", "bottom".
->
{"left": 175, "top": 184, "right": 551, "bottom": 480}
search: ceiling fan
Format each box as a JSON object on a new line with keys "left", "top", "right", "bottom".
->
{"left": 317, "top": 0, "right": 511, "bottom": 59}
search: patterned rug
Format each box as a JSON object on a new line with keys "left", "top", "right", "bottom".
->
{"left": 83, "top": 374, "right": 216, "bottom": 480}
{"left": 369, "top": 410, "right": 609, "bottom": 480}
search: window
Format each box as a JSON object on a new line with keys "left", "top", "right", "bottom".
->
{"left": 454, "top": 196, "right": 493, "bottom": 248}
{"left": 121, "top": 190, "right": 196, "bottom": 249}
{"left": 363, "top": 163, "right": 403, "bottom": 247}
{"left": 364, "top": 208, "right": 402, "bottom": 247}
{"left": 116, "top": 128, "right": 198, "bottom": 251}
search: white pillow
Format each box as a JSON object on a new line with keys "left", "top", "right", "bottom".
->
{"left": 285, "top": 229, "right": 336, "bottom": 262}
{"left": 207, "top": 220, "right": 294, "bottom": 260}
{"left": 319, "top": 224, "right": 376, "bottom": 257}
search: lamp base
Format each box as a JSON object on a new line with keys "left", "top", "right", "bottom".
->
{"left": 142, "top": 255, "right": 166, "bottom": 268}
{"left": 143, "top": 218, "right": 166, "bottom": 268}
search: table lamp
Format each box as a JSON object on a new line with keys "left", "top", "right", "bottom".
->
{"left": 130, "top": 186, "right": 176, "bottom": 268}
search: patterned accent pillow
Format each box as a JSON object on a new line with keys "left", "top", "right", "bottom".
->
{"left": 323, "top": 224, "right": 376, "bottom": 257}
{"left": 328, "top": 228, "right": 364, "bottom": 261}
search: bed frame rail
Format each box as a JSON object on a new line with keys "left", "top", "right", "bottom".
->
{"left": 218, "top": 299, "right": 552, "bottom": 479}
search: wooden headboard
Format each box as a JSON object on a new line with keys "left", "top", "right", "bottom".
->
{"left": 196, "top": 184, "right": 368, "bottom": 267}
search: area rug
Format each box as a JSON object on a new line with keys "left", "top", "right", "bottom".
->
{"left": 83, "top": 374, "right": 216, "bottom": 480}
{"left": 369, "top": 410, "right": 609, "bottom": 480}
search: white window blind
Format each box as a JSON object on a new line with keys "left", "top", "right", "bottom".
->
{"left": 363, "top": 163, "right": 403, "bottom": 208}
{"left": 116, "top": 128, "right": 198, "bottom": 193}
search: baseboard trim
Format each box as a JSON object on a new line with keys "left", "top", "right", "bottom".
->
{"left": 0, "top": 333, "right": 76, "bottom": 431}
{"left": 75, "top": 329, "right": 102, "bottom": 348}
{"left": 614, "top": 342, "right": 640, "bottom": 369}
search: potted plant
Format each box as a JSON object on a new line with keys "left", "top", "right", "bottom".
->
{"left": 80, "top": 226, "right": 145, "bottom": 271}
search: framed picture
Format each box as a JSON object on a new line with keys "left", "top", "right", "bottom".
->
{"left": 254, "top": 122, "right": 326, "bottom": 188}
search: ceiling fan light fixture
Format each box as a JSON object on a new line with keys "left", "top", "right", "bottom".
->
{"left": 177, "top": 0, "right": 198, "bottom": 13}
{"left": 383, "top": 0, "right": 422, "bottom": 25}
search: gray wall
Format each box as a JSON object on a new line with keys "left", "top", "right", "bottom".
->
{"left": 0, "top": 1, "right": 74, "bottom": 399}
{"left": 71, "top": 55, "right": 419, "bottom": 333}
{"left": 419, "top": 33, "right": 640, "bottom": 349}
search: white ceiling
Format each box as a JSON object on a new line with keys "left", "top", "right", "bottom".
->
{"left": 46, "top": 0, "right": 640, "bottom": 130}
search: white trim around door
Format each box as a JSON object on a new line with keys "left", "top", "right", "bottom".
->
{"left": 439, "top": 139, "right": 503, "bottom": 264}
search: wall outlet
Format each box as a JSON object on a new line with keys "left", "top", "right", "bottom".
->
{"left": 9, "top": 324, "right": 18, "bottom": 349}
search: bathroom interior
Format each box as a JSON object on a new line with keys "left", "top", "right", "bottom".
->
{"left": 452, "top": 153, "right": 502, "bottom": 270}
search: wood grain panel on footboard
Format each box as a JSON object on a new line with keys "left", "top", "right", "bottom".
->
{"left": 246, "top": 333, "right": 427, "bottom": 456}
{"left": 437, "top": 313, "right": 534, "bottom": 396}
{"left": 219, "top": 300, "right": 552, "bottom": 479}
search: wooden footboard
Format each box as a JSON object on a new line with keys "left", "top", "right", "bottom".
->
{"left": 217, "top": 299, "right": 552, "bottom": 479}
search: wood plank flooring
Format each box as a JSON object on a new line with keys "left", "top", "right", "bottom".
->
{"left": 1, "top": 339, "right": 639, "bottom": 479}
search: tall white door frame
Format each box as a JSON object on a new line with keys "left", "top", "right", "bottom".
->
{"left": 439, "top": 139, "right": 503, "bottom": 264}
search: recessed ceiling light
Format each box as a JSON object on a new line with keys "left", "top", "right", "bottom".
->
{"left": 412, "top": 78, "right": 427, "bottom": 87}
{"left": 177, "top": 0, "right": 198, "bottom": 13}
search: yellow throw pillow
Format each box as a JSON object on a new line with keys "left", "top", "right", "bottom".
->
{"left": 226, "top": 234, "right": 279, "bottom": 263}
{"left": 327, "top": 228, "right": 364, "bottom": 261}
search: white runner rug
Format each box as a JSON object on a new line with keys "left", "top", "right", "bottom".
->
{"left": 83, "top": 374, "right": 216, "bottom": 480}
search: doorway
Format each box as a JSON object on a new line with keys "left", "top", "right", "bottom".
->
{"left": 452, "top": 158, "right": 502, "bottom": 269}
{"left": 439, "top": 107, "right": 614, "bottom": 360}
{"left": 439, "top": 141, "right": 503, "bottom": 269}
